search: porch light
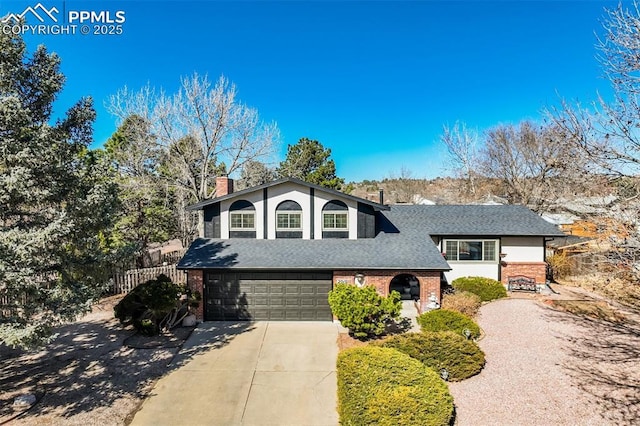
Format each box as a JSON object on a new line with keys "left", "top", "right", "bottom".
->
{"left": 440, "top": 368, "right": 449, "bottom": 381}
{"left": 354, "top": 272, "right": 365, "bottom": 287}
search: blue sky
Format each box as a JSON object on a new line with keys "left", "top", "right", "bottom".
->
{"left": 1, "top": 0, "right": 618, "bottom": 181}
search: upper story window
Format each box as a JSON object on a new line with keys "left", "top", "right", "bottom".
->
{"left": 444, "top": 239, "right": 497, "bottom": 262}
{"left": 229, "top": 200, "right": 255, "bottom": 231}
{"left": 276, "top": 200, "right": 302, "bottom": 231}
{"left": 322, "top": 200, "right": 348, "bottom": 230}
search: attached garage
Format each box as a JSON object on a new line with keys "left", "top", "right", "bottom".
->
{"left": 204, "top": 271, "right": 333, "bottom": 321}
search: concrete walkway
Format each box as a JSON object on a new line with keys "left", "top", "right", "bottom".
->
{"left": 130, "top": 321, "right": 340, "bottom": 426}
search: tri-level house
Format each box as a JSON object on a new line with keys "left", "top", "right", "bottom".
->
{"left": 178, "top": 176, "right": 564, "bottom": 322}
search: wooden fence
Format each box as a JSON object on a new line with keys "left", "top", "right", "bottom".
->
{"left": 110, "top": 264, "right": 187, "bottom": 295}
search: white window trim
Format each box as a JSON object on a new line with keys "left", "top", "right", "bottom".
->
{"left": 443, "top": 239, "right": 499, "bottom": 262}
{"left": 322, "top": 211, "right": 349, "bottom": 230}
{"left": 276, "top": 211, "right": 303, "bottom": 231}
{"left": 230, "top": 211, "right": 256, "bottom": 231}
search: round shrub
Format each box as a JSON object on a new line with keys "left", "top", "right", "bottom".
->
{"left": 442, "top": 290, "right": 482, "bottom": 317}
{"left": 376, "top": 331, "right": 485, "bottom": 381}
{"left": 452, "top": 276, "right": 507, "bottom": 302}
{"left": 328, "top": 284, "right": 401, "bottom": 339}
{"left": 417, "top": 309, "right": 481, "bottom": 339}
{"left": 337, "top": 346, "right": 454, "bottom": 426}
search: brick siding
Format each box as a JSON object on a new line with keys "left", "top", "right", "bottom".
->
{"left": 333, "top": 270, "right": 441, "bottom": 312}
{"left": 187, "top": 270, "right": 204, "bottom": 320}
{"left": 501, "top": 262, "right": 547, "bottom": 285}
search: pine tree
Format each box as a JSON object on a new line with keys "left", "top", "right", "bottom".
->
{"left": 0, "top": 30, "right": 119, "bottom": 348}
{"left": 277, "top": 138, "right": 346, "bottom": 190}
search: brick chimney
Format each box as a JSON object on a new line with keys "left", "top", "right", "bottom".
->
{"left": 215, "top": 176, "right": 234, "bottom": 197}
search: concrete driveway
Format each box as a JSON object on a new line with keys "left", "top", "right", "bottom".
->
{"left": 130, "top": 321, "right": 339, "bottom": 426}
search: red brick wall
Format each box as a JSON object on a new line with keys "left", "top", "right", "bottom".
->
{"left": 501, "top": 262, "right": 547, "bottom": 285}
{"left": 187, "top": 270, "right": 204, "bottom": 320}
{"left": 215, "top": 176, "right": 234, "bottom": 197}
{"left": 333, "top": 270, "right": 441, "bottom": 312}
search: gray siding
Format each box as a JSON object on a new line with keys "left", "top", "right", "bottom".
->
{"left": 230, "top": 230, "right": 256, "bottom": 239}
{"left": 204, "top": 203, "right": 220, "bottom": 238}
{"left": 357, "top": 202, "right": 376, "bottom": 238}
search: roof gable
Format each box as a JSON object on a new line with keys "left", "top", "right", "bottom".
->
{"left": 187, "top": 177, "right": 389, "bottom": 211}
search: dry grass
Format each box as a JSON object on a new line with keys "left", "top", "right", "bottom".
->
{"left": 0, "top": 296, "right": 194, "bottom": 426}
{"left": 544, "top": 299, "right": 627, "bottom": 323}
{"left": 560, "top": 274, "right": 640, "bottom": 309}
{"left": 441, "top": 291, "right": 482, "bottom": 317}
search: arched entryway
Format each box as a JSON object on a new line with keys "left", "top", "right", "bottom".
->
{"left": 389, "top": 274, "right": 420, "bottom": 301}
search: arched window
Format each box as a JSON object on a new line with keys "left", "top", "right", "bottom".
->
{"left": 322, "top": 200, "right": 348, "bottom": 238}
{"left": 229, "top": 200, "right": 256, "bottom": 238}
{"left": 276, "top": 200, "right": 302, "bottom": 231}
{"left": 322, "top": 200, "right": 348, "bottom": 230}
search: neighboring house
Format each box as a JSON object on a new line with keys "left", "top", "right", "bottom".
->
{"left": 178, "top": 177, "right": 564, "bottom": 322}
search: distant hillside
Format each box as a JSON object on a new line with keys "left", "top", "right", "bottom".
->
{"left": 350, "top": 177, "right": 506, "bottom": 205}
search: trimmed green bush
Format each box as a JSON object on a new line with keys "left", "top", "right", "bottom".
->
{"left": 376, "top": 331, "right": 485, "bottom": 381}
{"left": 114, "top": 274, "right": 200, "bottom": 336}
{"left": 328, "top": 284, "right": 401, "bottom": 338}
{"left": 452, "top": 276, "right": 508, "bottom": 302}
{"left": 337, "top": 346, "right": 454, "bottom": 425}
{"left": 417, "top": 309, "right": 481, "bottom": 339}
{"left": 442, "top": 290, "right": 482, "bottom": 317}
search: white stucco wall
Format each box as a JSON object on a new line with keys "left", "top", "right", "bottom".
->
{"left": 313, "top": 189, "right": 358, "bottom": 240}
{"left": 443, "top": 263, "right": 499, "bottom": 283}
{"left": 217, "top": 181, "right": 360, "bottom": 240}
{"left": 441, "top": 236, "right": 546, "bottom": 283}
{"left": 219, "top": 191, "right": 265, "bottom": 239}
{"left": 501, "top": 236, "right": 545, "bottom": 262}
{"left": 266, "top": 182, "right": 312, "bottom": 239}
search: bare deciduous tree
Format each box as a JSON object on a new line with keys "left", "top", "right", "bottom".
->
{"left": 551, "top": 3, "right": 640, "bottom": 176}
{"left": 548, "top": 2, "right": 640, "bottom": 294}
{"left": 107, "top": 74, "right": 279, "bottom": 243}
{"left": 440, "top": 121, "right": 479, "bottom": 195}
{"left": 480, "top": 121, "right": 582, "bottom": 212}
{"left": 108, "top": 74, "right": 279, "bottom": 201}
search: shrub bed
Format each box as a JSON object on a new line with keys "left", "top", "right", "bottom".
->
{"left": 442, "top": 291, "right": 482, "bottom": 317}
{"left": 337, "top": 346, "right": 454, "bottom": 425}
{"left": 376, "top": 331, "right": 485, "bottom": 381}
{"left": 328, "top": 284, "right": 400, "bottom": 338}
{"left": 114, "top": 274, "right": 200, "bottom": 336}
{"left": 417, "top": 309, "right": 481, "bottom": 339}
{"left": 452, "top": 276, "right": 507, "bottom": 302}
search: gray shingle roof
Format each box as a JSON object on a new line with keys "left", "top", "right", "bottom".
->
{"left": 178, "top": 235, "right": 450, "bottom": 270}
{"left": 387, "top": 205, "right": 566, "bottom": 237}
{"left": 177, "top": 204, "right": 563, "bottom": 270}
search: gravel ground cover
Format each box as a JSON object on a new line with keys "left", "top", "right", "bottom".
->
{"left": 448, "top": 295, "right": 640, "bottom": 425}
{"left": 0, "top": 296, "right": 194, "bottom": 426}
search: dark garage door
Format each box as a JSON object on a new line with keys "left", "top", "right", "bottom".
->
{"left": 204, "top": 271, "right": 333, "bottom": 321}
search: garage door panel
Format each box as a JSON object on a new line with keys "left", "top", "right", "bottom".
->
{"left": 299, "top": 311, "right": 314, "bottom": 320}
{"left": 250, "top": 309, "right": 270, "bottom": 321}
{"left": 285, "top": 311, "right": 301, "bottom": 320}
{"left": 268, "top": 310, "right": 286, "bottom": 320}
{"left": 252, "top": 297, "right": 269, "bottom": 307}
{"left": 205, "top": 271, "right": 333, "bottom": 321}
{"left": 285, "top": 297, "right": 300, "bottom": 306}
{"left": 285, "top": 285, "right": 301, "bottom": 294}
{"left": 269, "top": 285, "right": 285, "bottom": 295}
